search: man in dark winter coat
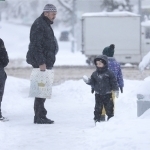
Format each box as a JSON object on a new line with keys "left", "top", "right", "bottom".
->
{"left": 83, "top": 55, "right": 119, "bottom": 123}
{"left": 0, "top": 38, "right": 9, "bottom": 121}
{"left": 26, "top": 4, "right": 58, "bottom": 124}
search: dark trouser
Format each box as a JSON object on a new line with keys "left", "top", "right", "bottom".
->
{"left": 34, "top": 98, "right": 47, "bottom": 119}
{"left": 94, "top": 93, "right": 114, "bottom": 121}
{"left": 0, "top": 69, "right": 7, "bottom": 118}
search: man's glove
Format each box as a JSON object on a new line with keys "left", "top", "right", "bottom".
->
{"left": 120, "top": 87, "right": 123, "bottom": 93}
{"left": 91, "top": 88, "right": 94, "bottom": 94}
{"left": 115, "top": 91, "right": 119, "bottom": 98}
{"left": 82, "top": 75, "right": 90, "bottom": 83}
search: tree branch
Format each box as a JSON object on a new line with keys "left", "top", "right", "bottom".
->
{"left": 57, "top": 0, "right": 73, "bottom": 13}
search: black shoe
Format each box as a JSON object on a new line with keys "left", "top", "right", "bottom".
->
{"left": 0, "top": 116, "right": 9, "bottom": 122}
{"left": 44, "top": 117, "right": 54, "bottom": 124}
{"left": 100, "top": 115, "right": 105, "bottom": 121}
{"left": 93, "top": 118, "right": 100, "bottom": 123}
{"left": 34, "top": 117, "right": 54, "bottom": 124}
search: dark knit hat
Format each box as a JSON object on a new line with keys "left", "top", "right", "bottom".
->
{"left": 43, "top": 4, "right": 57, "bottom": 12}
{"left": 102, "top": 44, "right": 115, "bottom": 57}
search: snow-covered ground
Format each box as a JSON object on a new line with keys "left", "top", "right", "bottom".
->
{"left": 1, "top": 21, "right": 150, "bottom": 150}
{"left": 0, "top": 76, "right": 150, "bottom": 150}
{"left": 0, "top": 22, "right": 87, "bottom": 67}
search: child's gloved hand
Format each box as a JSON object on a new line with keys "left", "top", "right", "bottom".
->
{"left": 120, "top": 87, "right": 123, "bottom": 93}
{"left": 115, "top": 91, "right": 119, "bottom": 98}
{"left": 91, "top": 88, "right": 94, "bottom": 94}
{"left": 82, "top": 75, "right": 89, "bottom": 83}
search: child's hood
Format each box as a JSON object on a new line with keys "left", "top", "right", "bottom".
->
{"left": 94, "top": 55, "right": 108, "bottom": 66}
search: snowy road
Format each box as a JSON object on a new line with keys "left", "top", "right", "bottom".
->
{"left": 5, "top": 66, "right": 150, "bottom": 85}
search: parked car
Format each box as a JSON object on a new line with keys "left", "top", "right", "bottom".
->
{"left": 59, "top": 31, "right": 69, "bottom": 41}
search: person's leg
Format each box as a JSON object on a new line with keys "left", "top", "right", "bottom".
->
{"left": 94, "top": 94, "right": 103, "bottom": 122}
{"left": 34, "top": 98, "right": 39, "bottom": 122}
{"left": 112, "top": 91, "right": 115, "bottom": 114}
{"left": 103, "top": 94, "right": 114, "bottom": 121}
{"left": 101, "top": 92, "right": 115, "bottom": 121}
{"left": 34, "top": 98, "right": 46, "bottom": 122}
{"left": 102, "top": 92, "right": 115, "bottom": 120}
{"left": 37, "top": 98, "right": 47, "bottom": 118}
{"left": 0, "top": 70, "right": 7, "bottom": 118}
{"left": 0, "top": 101, "right": 2, "bottom": 118}
{"left": 34, "top": 98, "right": 54, "bottom": 124}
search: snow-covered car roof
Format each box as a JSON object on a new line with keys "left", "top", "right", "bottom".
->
{"left": 82, "top": 11, "right": 140, "bottom": 18}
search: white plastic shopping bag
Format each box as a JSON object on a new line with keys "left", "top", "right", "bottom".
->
{"left": 29, "top": 69, "right": 54, "bottom": 99}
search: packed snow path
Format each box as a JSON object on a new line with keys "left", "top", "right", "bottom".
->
{"left": 0, "top": 76, "right": 150, "bottom": 150}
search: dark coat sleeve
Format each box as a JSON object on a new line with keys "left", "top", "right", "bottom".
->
{"left": 86, "top": 73, "right": 96, "bottom": 89}
{"left": 30, "top": 24, "right": 45, "bottom": 66}
{"left": 0, "top": 39, "right": 9, "bottom": 68}
{"left": 54, "top": 36, "right": 59, "bottom": 55}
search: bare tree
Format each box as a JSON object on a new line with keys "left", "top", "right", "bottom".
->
{"left": 57, "top": 0, "right": 75, "bottom": 27}
{"left": 57, "top": 0, "right": 73, "bottom": 13}
{"left": 101, "top": 0, "right": 133, "bottom": 12}
{"left": 2, "top": 0, "right": 56, "bottom": 25}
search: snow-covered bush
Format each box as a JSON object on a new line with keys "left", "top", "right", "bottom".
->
{"left": 139, "top": 51, "right": 150, "bottom": 71}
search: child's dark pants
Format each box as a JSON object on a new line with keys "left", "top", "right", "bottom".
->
{"left": 94, "top": 93, "right": 114, "bottom": 121}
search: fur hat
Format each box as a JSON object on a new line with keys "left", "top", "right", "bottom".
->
{"left": 102, "top": 44, "right": 115, "bottom": 57}
{"left": 43, "top": 4, "right": 57, "bottom": 12}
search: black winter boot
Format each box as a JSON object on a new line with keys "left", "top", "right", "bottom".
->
{"left": 42, "top": 117, "right": 54, "bottom": 124}
{"left": 107, "top": 115, "right": 113, "bottom": 121}
{"left": 34, "top": 116, "right": 54, "bottom": 124}
{"left": 93, "top": 117, "right": 100, "bottom": 123}
{"left": 0, "top": 116, "right": 9, "bottom": 121}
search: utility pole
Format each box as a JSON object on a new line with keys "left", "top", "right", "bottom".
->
{"left": 138, "top": 0, "right": 142, "bottom": 62}
{"left": 71, "top": 0, "right": 76, "bottom": 53}
{"left": 138, "top": 0, "right": 142, "bottom": 22}
{"left": 0, "top": 0, "right": 5, "bottom": 21}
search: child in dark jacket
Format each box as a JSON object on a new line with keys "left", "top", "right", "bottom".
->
{"left": 0, "top": 38, "right": 9, "bottom": 121}
{"left": 99, "top": 44, "right": 124, "bottom": 121}
{"left": 83, "top": 55, "right": 119, "bottom": 122}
